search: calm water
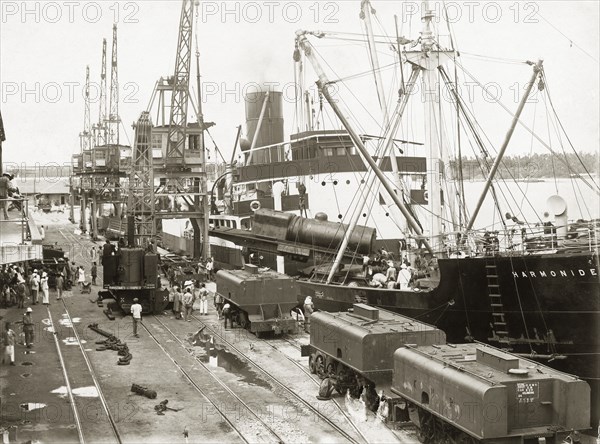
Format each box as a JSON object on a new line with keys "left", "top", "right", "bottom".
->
{"left": 460, "top": 178, "right": 599, "bottom": 231}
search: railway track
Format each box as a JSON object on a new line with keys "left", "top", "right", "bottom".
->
{"left": 45, "top": 301, "right": 123, "bottom": 444}
{"left": 258, "top": 335, "right": 375, "bottom": 444}
{"left": 143, "top": 316, "right": 287, "bottom": 444}
{"left": 189, "top": 314, "right": 369, "bottom": 444}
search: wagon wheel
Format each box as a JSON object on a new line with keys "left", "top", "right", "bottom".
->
{"left": 239, "top": 311, "right": 249, "bottom": 329}
{"left": 417, "top": 412, "right": 435, "bottom": 443}
{"left": 308, "top": 355, "right": 317, "bottom": 374}
{"left": 335, "top": 367, "right": 348, "bottom": 395}
{"left": 315, "top": 355, "right": 325, "bottom": 378}
{"left": 456, "top": 434, "right": 477, "bottom": 444}
{"left": 326, "top": 362, "right": 336, "bottom": 376}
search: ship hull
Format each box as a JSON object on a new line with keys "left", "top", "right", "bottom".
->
{"left": 297, "top": 251, "right": 600, "bottom": 425}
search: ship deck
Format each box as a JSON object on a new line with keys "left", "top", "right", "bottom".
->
{"left": 0, "top": 212, "right": 42, "bottom": 265}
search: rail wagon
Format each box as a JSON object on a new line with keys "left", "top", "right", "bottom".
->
{"left": 392, "top": 343, "right": 590, "bottom": 443}
{"left": 216, "top": 264, "right": 298, "bottom": 336}
{"left": 301, "top": 303, "right": 446, "bottom": 410}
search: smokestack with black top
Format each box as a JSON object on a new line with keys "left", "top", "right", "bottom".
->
{"left": 241, "top": 85, "right": 284, "bottom": 165}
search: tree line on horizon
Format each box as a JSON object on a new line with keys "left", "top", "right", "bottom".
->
{"left": 451, "top": 152, "right": 599, "bottom": 180}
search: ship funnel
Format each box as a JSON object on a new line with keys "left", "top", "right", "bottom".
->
{"left": 244, "top": 87, "right": 284, "bottom": 164}
{"left": 547, "top": 195, "right": 568, "bottom": 238}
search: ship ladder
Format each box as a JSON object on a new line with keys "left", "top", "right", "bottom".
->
{"left": 485, "top": 258, "right": 511, "bottom": 348}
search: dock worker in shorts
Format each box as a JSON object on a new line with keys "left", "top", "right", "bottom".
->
{"left": 130, "top": 298, "right": 142, "bottom": 338}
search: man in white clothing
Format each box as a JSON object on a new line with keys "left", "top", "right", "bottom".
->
{"left": 130, "top": 298, "right": 142, "bottom": 338}
{"left": 396, "top": 263, "right": 412, "bottom": 290}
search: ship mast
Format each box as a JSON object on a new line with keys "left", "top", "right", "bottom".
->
{"left": 403, "top": 1, "right": 455, "bottom": 251}
{"left": 296, "top": 32, "right": 433, "bottom": 256}
{"left": 326, "top": 67, "right": 421, "bottom": 284}
{"left": 466, "top": 60, "right": 544, "bottom": 233}
{"left": 360, "top": 0, "right": 408, "bottom": 235}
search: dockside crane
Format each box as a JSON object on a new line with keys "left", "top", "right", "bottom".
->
{"left": 144, "top": 0, "right": 211, "bottom": 259}
{"left": 71, "top": 25, "right": 128, "bottom": 240}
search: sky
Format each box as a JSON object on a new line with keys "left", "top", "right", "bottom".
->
{"left": 0, "top": 0, "right": 598, "bottom": 172}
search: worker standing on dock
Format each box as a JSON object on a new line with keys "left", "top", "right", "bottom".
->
{"left": 172, "top": 286, "right": 182, "bottom": 320}
{"left": 55, "top": 273, "right": 64, "bottom": 301}
{"left": 130, "top": 298, "right": 142, "bottom": 338}
{"left": 206, "top": 258, "right": 214, "bottom": 281}
{"left": 16, "top": 276, "right": 26, "bottom": 308}
{"left": 3, "top": 322, "right": 16, "bottom": 365}
{"left": 29, "top": 270, "right": 39, "bottom": 305}
{"left": 77, "top": 266, "right": 85, "bottom": 290}
{"left": 303, "top": 296, "right": 314, "bottom": 333}
{"left": 199, "top": 284, "right": 209, "bottom": 315}
{"left": 214, "top": 291, "right": 223, "bottom": 319}
{"left": 41, "top": 272, "right": 49, "bottom": 305}
{"left": 183, "top": 287, "right": 194, "bottom": 322}
{"left": 91, "top": 262, "right": 97, "bottom": 286}
{"left": 22, "top": 307, "right": 34, "bottom": 347}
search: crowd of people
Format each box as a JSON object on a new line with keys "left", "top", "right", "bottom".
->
{"left": 363, "top": 249, "right": 431, "bottom": 290}
{"left": 1, "top": 254, "right": 100, "bottom": 366}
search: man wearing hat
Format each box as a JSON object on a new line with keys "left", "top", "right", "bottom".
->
{"left": 41, "top": 272, "right": 50, "bottom": 305}
{"left": 396, "top": 262, "right": 412, "bottom": 290}
{"left": 22, "top": 307, "right": 35, "bottom": 347}
{"left": 130, "top": 298, "right": 142, "bottom": 338}
{"left": 29, "top": 270, "right": 40, "bottom": 305}
{"left": 182, "top": 287, "right": 194, "bottom": 322}
{"left": 55, "top": 272, "right": 64, "bottom": 301}
{"left": 16, "top": 275, "right": 26, "bottom": 308}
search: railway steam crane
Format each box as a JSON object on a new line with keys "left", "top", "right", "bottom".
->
{"left": 98, "top": 111, "right": 168, "bottom": 315}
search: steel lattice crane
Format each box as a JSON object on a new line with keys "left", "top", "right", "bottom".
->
{"left": 149, "top": 0, "right": 210, "bottom": 259}
{"left": 128, "top": 112, "right": 155, "bottom": 247}
{"left": 108, "top": 24, "right": 120, "bottom": 146}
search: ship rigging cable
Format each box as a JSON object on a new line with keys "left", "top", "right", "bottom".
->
{"left": 457, "top": 61, "right": 600, "bottom": 196}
